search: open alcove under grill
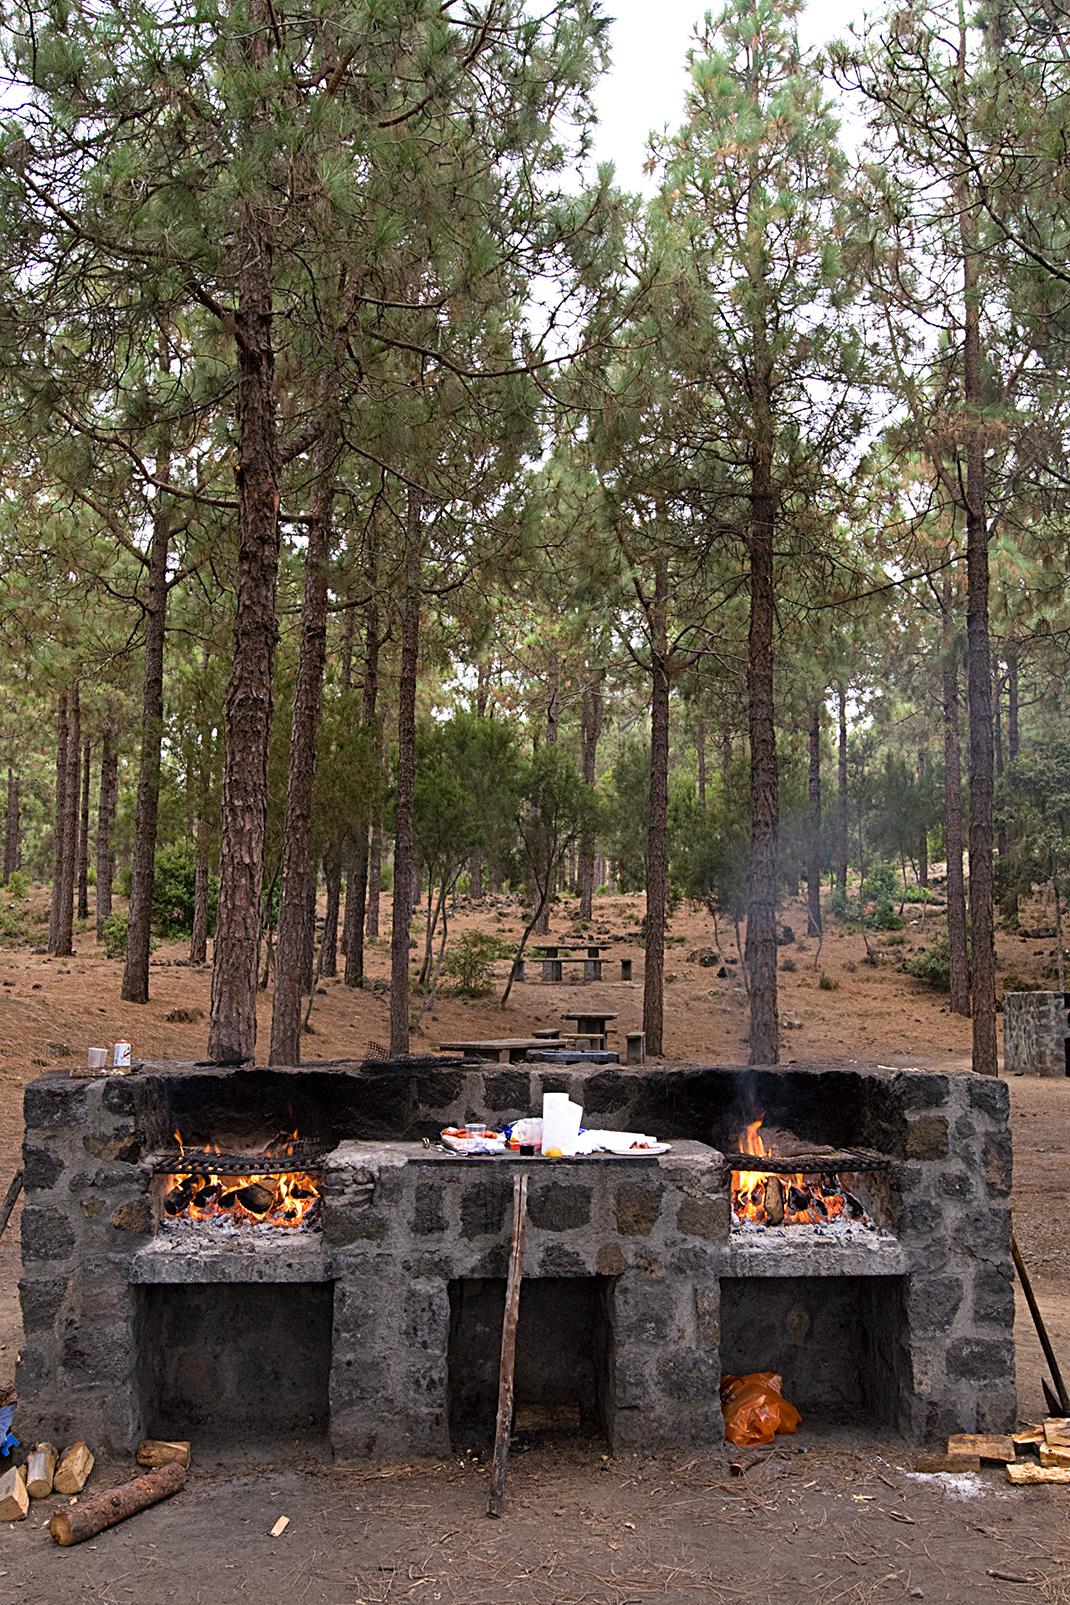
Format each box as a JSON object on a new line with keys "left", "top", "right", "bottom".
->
{"left": 136, "top": 1282, "right": 333, "bottom": 1445}
{"left": 448, "top": 1276, "right": 614, "bottom": 1450}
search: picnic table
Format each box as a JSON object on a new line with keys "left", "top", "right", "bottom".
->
{"left": 530, "top": 944, "right": 618, "bottom": 982}
{"left": 438, "top": 1037, "right": 551, "bottom": 1064}
{"left": 561, "top": 1010, "right": 618, "bottom": 1050}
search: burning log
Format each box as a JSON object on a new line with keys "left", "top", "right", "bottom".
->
{"left": 53, "top": 1442, "right": 94, "bottom": 1494}
{"left": 787, "top": 1185, "right": 811, "bottom": 1215}
{"left": 25, "top": 1441, "right": 57, "bottom": 1498}
{"left": 235, "top": 1181, "right": 276, "bottom": 1215}
{"left": 764, "top": 1176, "right": 785, "bottom": 1226}
{"left": 48, "top": 1462, "right": 186, "bottom": 1546}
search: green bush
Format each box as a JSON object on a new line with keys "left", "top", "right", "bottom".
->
{"left": 902, "top": 885, "right": 939, "bottom": 904}
{"left": 861, "top": 864, "right": 899, "bottom": 904}
{"left": 152, "top": 841, "right": 217, "bottom": 938}
{"left": 904, "top": 935, "right": 951, "bottom": 990}
{"left": 442, "top": 931, "right": 506, "bottom": 996}
{"left": 4, "top": 870, "right": 29, "bottom": 900}
{"left": 101, "top": 909, "right": 129, "bottom": 959}
{"left": 818, "top": 971, "right": 839, "bottom": 991}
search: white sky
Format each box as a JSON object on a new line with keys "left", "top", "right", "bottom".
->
{"left": 590, "top": 0, "right": 865, "bottom": 192}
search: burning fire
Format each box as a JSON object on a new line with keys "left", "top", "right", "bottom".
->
{"left": 731, "top": 1117, "right": 870, "bottom": 1229}
{"left": 163, "top": 1131, "right": 321, "bottom": 1230}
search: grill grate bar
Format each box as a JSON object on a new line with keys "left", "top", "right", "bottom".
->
{"left": 724, "top": 1148, "right": 891, "bottom": 1175}
{"left": 155, "top": 1151, "right": 322, "bottom": 1177}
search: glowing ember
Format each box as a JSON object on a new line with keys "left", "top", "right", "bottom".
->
{"left": 162, "top": 1131, "right": 321, "bottom": 1230}
{"left": 730, "top": 1116, "right": 872, "bottom": 1229}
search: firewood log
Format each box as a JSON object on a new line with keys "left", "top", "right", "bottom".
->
{"left": 946, "top": 1433, "right": 1015, "bottom": 1463}
{"left": 25, "top": 1441, "right": 57, "bottom": 1498}
{"left": 1005, "top": 1462, "right": 1070, "bottom": 1485}
{"left": 235, "top": 1181, "right": 276, "bottom": 1214}
{"left": 48, "top": 1462, "right": 185, "bottom": 1545}
{"left": 53, "top": 1442, "right": 94, "bottom": 1494}
{"left": 764, "top": 1176, "right": 785, "bottom": 1226}
{"left": 1043, "top": 1418, "right": 1070, "bottom": 1448}
{"left": 136, "top": 1439, "right": 190, "bottom": 1469}
{"left": 1039, "top": 1444, "right": 1070, "bottom": 1468}
{"left": 0, "top": 1465, "right": 29, "bottom": 1521}
{"left": 915, "top": 1453, "right": 980, "bottom": 1473}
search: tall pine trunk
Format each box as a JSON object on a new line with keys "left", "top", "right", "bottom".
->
{"left": 993, "top": 669, "right": 1007, "bottom": 859}
{"left": 836, "top": 684, "right": 848, "bottom": 900}
{"left": 122, "top": 437, "right": 171, "bottom": 1004}
{"left": 807, "top": 702, "right": 822, "bottom": 937}
{"left": 960, "top": 153, "right": 997, "bottom": 1075}
{"left": 389, "top": 488, "right": 421, "bottom": 1058}
{"left": 344, "top": 573, "right": 380, "bottom": 988}
{"left": 917, "top": 750, "right": 929, "bottom": 888}
{"left": 190, "top": 807, "right": 211, "bottom": 966}
{"left": 4, "top": 767, "right": 20, "bottom": 883}
{"left": 48, "top": 689, "right": 70, "bottom": 953}
{"left": 942, "top": 581, "right": 970, "bottom": 1017}
{"left": 56, "top": 685, "right": 80, "bottom": 958}
{"left": 207, "top": 3, "right": 281, "bottom": 1064}
{"left": 270, "top": 424, "right": 335, "bottom": 1064}
{"left": 366, "top": 827, "right": 382, "bottom": 937}
{"left": 95, "top": 725, "right": 117, "bottom": 938}
{"left": 696, "top": 716, "right": 707, "bottom": 815}
{"left": 320, "top": 857, "right": 341, "bottom": 977}
{"left": 76, "top": 739, "right": 91, "bottom": 920}
{"left": 644, "top": 557, "right": 670, "bottom": 1058}
{"left": 745, "top": 358, "right": 779, "bottom": 1066}
{"left": 578, "top": 674, "right": 603, "bottom": 921}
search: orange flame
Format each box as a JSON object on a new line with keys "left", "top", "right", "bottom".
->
{"left": 731, "top": 1116, "right": 854, "bottom": 1227}
{"left": 163, "top": 1135, "right": 320, "bottom": 1230}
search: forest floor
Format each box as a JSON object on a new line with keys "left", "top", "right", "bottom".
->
{"left": 0, "top": 887, "right": 1067, "bottom": 1601}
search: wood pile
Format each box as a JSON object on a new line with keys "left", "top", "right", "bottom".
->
{"left": 0, "top": 1430, "right": 189, "bottom": 1542}
{"left": 916, "top": 1420, "right": 1070, "bottom": 1485}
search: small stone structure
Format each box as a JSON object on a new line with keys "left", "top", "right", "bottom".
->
{"left": 1003, "top": 991, "right": 1070, "bottom": 1077}
{"left": 18, "top": 1059, "right": 1016, "bottom": 1457}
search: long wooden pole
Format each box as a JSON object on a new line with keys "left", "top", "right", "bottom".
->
{"left": 0, "top": 1171, "right": 23, "bottom": 1240}
{"left": 1012, "top": 1232, "right": 1069, "bottom": 1414}
{"left": 487, "top": 1172, "right": 527, "bottom": 1518}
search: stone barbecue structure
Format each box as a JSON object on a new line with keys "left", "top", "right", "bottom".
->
{"left": 1003, "top": 990, "right": 1070, "bottom": 1077}
{"left": 18, "top": 1059, "right": 1016, "bottom": 1458}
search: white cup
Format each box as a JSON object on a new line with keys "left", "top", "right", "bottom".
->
{"left": 113, "top": 1041, "right": 131, "bottom": 1069}
{"left": 87, "top": 1047, "right": 107, "bottom": 1070}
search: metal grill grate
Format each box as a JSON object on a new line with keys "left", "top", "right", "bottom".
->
{"left": 155, "top": 1150, "right": 322, "bottom": 1176}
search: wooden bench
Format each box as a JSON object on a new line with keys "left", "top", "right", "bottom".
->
{"left": 438, "top": 1038, "right": 548, "bottom": 1064}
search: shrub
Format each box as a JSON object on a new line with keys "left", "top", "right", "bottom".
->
{"left": 818, "top": 971, "right": 839, "bottom": 991}
{"left": 861, "top": 864, "right": 899, "bottom": 904}
{"left": 4, "top": 870, "right": 29, "bottom": 901}
{"left": 442, "top": 931, "right": 506, "bottom": 997}
{"left": 904, "top": 935, "right": 951, "bottom": 991}
{"left": 780, "top": 956, "right": 796, "bottom": 973}
{"left": 884, "top": 930, "right": 907, "bottom": 947}
{"left": 903, "top": 885, "right": 939, "bottom": 904}
{"left": 152, "top": 841, "right": 217, "bottom": 937}
{"left": 101, "top": 910, "right": 129, "bottom": 958}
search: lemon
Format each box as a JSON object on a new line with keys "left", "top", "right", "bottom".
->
{"left": 544, "top": 1146, "right": 563, "bottom": 1159}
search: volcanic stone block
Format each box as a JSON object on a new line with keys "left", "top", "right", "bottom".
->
{"left": 676, "top": 1195, "right": 723, "bottom": 1241}
{"left": 110, "top": 1199, "right": 153, "bottom": 1234}
{"left": 615, "top": 1277, "right": 674, "bottom": 1345}
{"left": 19, "top": 1276, "right": 69, "bottom": 1332}
{"left": 973, "top": 1266, "right": 1015, "bottom": 1327}
{"left": 982, "top": 1132, "right": 1013, "bottom": 1195}
{"left": 947, "top": 1336, "right": 1016, "bottom": 1383}
{"left": 1002, "top": 992, "right": 1067, "bottom": 1077}
{"left": 940, "top": 1170, "right": 974, "bottom": 1199}
{"left": 694, "top": 1284, "right": 720, "bottom": 1348}
{"left": 656, "top": 1348, "right": 721, "bottom": 1402}
{"left": 614, "top": 1182, "right": 663, "bottom": 1237}
{"left": 967, "top": 1071, "right": 1011, "bottom": 1117}
{"left": 905, "top": 1115, "right": 949, "bottom": 1160}
{"left": 538, "top": 1243, "right": 588, "bottom": 1276}
{"left": 460, "top": 1178, "right": 513, "bottom": 1239}
{"left": 83, "top": 1130, "right": 143, "bottom": 1163}
{"left": 21, "top": 1205, "right": 76, "bottom": 1264}
{"left": 24, "top": 1078, "right": 88, "bottom": 1132}
{"left": 23, "top": 1145, "right": 64, "bottom": 1191}
{"left": 482, "top": 1070, "right": 534, "bottom": 1111}
{"left": 527, "top": 1181, "right": 591, "bottom": 1232}
{"left": 411, "top": 1182, "right": 447, "bottom": 1237}
{"left": 907, "top": 1274, "right": 963, "bottom": 1333}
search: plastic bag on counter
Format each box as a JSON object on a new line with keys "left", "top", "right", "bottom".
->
{"left": 720, "top": 1372, "right": 801, "bottom": 1447}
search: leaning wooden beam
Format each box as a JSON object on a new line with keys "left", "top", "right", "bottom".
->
{"left": 49, "top": 1462, "right": 186, "bottom": 1545}
{"left": 0, "top": 1170, "right": 23, "bottom": 1240}
{"left": 487, "top": 1172, "right": 527, "bottom": 1519}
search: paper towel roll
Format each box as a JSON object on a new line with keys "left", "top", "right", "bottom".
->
{"left": 541, "top": 1091, "right": 583, "bottom": 1155}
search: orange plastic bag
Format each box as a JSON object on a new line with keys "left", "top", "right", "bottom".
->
{"left": 720, "top": 1372, "right": 801, "bottom": 1447}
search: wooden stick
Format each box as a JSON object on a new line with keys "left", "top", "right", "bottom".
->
{"left": 136, "top": 1438, "right": 190, "bottom": 1469}
{"left": 487, "top": 1172, "right": 527, "bottom": 1519}
{"left": 1013, "top": 1232, "right": 1070, "bottom": 1414}
{"left": 49, "top": 1462, "right": 186, "bottom": 1546}
{"left": 0, "top": 1171, "right": 23, "bottom": 1240}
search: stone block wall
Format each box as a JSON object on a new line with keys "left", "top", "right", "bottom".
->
{"left": 1003, "top": 991, "right": 1070, "bottom": 1076}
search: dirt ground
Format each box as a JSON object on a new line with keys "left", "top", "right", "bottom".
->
{"left": 0, "top": 889, "right": 1067, "bottom": 1601}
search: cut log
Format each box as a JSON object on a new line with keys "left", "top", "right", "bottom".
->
{"left": 1005, "top": 1462, "right": 1070, "bottom": 1486}
{"left": 54, "top": 1442, "right": 94, "bottom": 1494}
{"left": 946, "top": 1433, "right": 1015, "bottom": 1463}
{"left": 1011, "top": 1424, "right": 1046, "bottom": 1448}
{"left": 0, "top": 1465, "right": 29, "bottom": 1521}
{"left": 764, "top": 1176, "right": 785, "bottom": 1227}
{"left": 1039, "top": 1444, "right": 1070, "bottom": 1469}
{"left": 235, "top": 1181, "right": 276, "bottom": 1214}
{"left": 136, "top": 1439, "right": 190, "bottom": 1469}
{"left": 915, "top": 1453, "right": 980, "bottom": 1473}
{"left": 1043, "top": 1418, "right": 1070, "bottom": 1448}
{"left": 49, "top": 1462, "right": 186, "bottom": 1545}
{"left": 26, "top": 1441, "right": 57, "bottom": 1498}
